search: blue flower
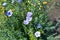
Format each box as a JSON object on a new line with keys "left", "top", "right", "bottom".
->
{"left": 23, "top": 20, "right": 29, "bottom": 25}
{"left": 27, "top": 12, "right": 32, "bottom": 17}
{"left": 26, "top": 16, "right": 32, "bottom": 22}
{"left": 23, "top": 12, "right": 33, "bottom": 25}
{"left": 6, "top": 10, "right": 13, "bottom": 17}
{"left": 36, "top": 24, "right": 42, "bottom": 28}
{"left": 17, "top": 0, "right": 22, "bottom": 2}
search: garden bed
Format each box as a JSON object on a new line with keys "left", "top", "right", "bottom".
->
{"left": 0, "top": 0, "right": 60, "bottom": 40}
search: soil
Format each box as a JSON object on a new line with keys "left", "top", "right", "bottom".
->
{"left": 48, "top": 0, "right": 60, "bottom": 39}
{"left": 48, "top": 0, "right": 60, "bottom": 21}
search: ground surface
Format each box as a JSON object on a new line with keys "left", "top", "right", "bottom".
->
{"left": 48, "top": 0, "right": 60, "bottom": 20}
{"left": 48, "top": 0, "right": 60, "bottom": 39}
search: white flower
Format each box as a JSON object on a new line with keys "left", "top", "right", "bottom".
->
{"left": 23, "top": 20, "right": 29, "bottom": 25}
{"left": 35, "top": 31, "right": 40, "bottom": 37}
{"left": 2, "top": 2, "right": 7, "bottom": 6}
{"left": 6, "top": 10, "right": 13, "bottom": 17}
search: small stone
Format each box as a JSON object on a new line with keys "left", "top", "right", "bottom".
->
{"left": 2, "top": 2, "right": 7, "bottom": 6}
{"left": 11, "top": 0, "right": 14, "bottom": 3}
